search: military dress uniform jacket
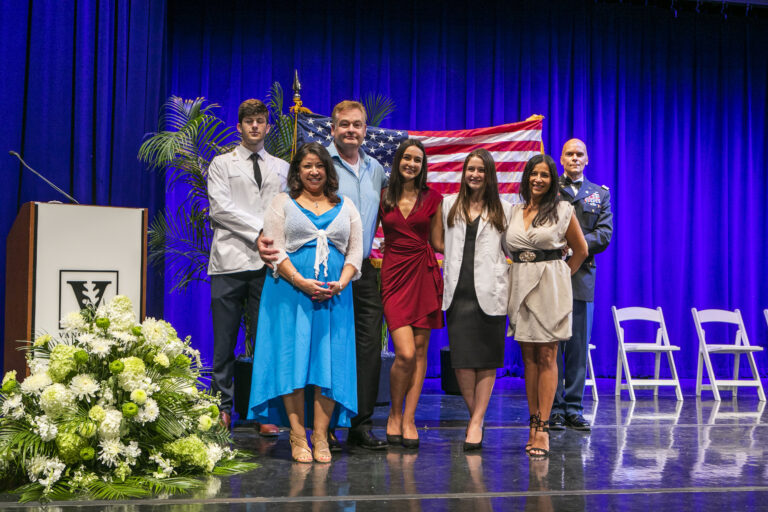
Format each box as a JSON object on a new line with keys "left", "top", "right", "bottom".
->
{"left": 558, "top": 175, "right": 613, "bottom": 302}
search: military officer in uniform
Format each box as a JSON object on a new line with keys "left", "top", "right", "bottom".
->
{"left": 549, "top": 138, "right": 613, "bottom": 432}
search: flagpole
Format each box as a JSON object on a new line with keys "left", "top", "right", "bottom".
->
{"left": 289, "top": 69, "right": 312, "bottom": 161}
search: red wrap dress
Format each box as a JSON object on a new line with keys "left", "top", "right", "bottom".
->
{"left": 379, "top": 187, "right": 444, "bottom": 331}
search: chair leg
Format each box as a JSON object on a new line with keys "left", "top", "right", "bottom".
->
{"left": 587, "top": 347, "right": 598, "bottom": 402}
{"left": 667, "top": 350, "right": 683, "bottom": 401}
{"left": 696, "top": 349, "right": 704, "bottom": 397}
{"left": 732, "top": 354, "right": 740, "bottom": 399}
{"left": 621, "top": 348, "right": 636, "bottom": 401}
{"left": 653, "top": 352, "right": 661, "bottom": 398}
{"left": 615, "top": 348, "right": 623, "bottom": 397}
{"left": 746, "top": 352, "right": 766, "bottom": 402}
{"left": 701, "top": 348, "right": 721, "bottom": 401}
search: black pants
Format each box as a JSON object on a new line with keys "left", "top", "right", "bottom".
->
{"left": 350, "top": 259, "right": 384, "bottom": 432}
{"left": 211, "top": 268, "right": 266, "bottom": 413}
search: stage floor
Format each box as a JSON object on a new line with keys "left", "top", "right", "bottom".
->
{"left": 2, "top": 377, "right": 768, "bottom": 511}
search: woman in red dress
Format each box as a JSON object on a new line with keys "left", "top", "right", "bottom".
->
{"left": 380, "top": 138, "right": 443, "bottom": 448}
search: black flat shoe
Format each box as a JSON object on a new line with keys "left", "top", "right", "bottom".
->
{"left": 565, "top": 414, "right": 591, "bottom": 432}
{"left": 549, "top": 413, "right": 566, "bottom": 431}
{"left": 401, "top": 437, "right": 419, "bottom": 449}
{"left": 348, "top": 430, "right": 388, "bottom": 450}
{"left": 386, "top": 434, "right": 403, "bottom": 444}
{"left": 463, "top": 426, "right": 484, "bottom": 451}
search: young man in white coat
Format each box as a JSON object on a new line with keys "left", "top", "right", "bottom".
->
{"left": 208, "top": 99, "right": 289, "bottom": 433}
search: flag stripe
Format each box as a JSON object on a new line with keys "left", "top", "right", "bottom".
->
{"left": 424, "top": 139, "right": 542, "bottom": 155}
{"left": 428, "top": 170, "right": 522, "bottom": 183}
{"left": 428, "top": 150, "right": 540, "bottom": 164}
{"left": 427, "top": 161, "right": 526, "bottom": 174}
{"left": 409, "top": 119, "right": 543, "bottom": 138}
{"left": 429, "top": 182, "right": 521, "bottom": 195}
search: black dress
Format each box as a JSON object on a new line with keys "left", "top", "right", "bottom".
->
{"left": 446, "top": 216, "right": 507, "bottom": 369}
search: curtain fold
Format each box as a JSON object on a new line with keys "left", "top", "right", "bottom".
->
{"left": 0, "top": 0, "right": 167, "bottom": 370}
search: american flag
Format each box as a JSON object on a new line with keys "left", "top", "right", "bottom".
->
{"left": 296, "top": 113, "right": 544, "bottom": 205}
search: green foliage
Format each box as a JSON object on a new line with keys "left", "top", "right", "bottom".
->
{"left": 362, "top": 92, "right": 396, "bottom": 127}
{"left": 264, "top": 81, "right": 295, "bottom": 163}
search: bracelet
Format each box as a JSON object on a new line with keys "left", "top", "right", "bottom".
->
{"left": 290, "top": 270, "right": 298, "bottom": 286}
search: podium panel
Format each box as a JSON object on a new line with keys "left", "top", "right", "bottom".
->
{"left": 4, "top": 202, "right": 147, "bottom": 375}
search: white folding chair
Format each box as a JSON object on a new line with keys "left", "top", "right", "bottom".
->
{"left": 612, "top": 306, "right": 683, "bottom": 401}
{"left": 764, "top": 309, "right": 768, "bottom": 329}
{"left": 692, "top": 308, "right": 766, "bottom": 401}
{"left": 584, "top": 343, "right": 599, "bottom": 402}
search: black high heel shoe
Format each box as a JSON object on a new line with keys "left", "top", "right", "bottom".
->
{"left": 402, "top": 437, "right": 420, "bottom": 449}
{"left": 463, "top": 424, "right": 485, "bottom": 451}
{"left": 528, "top": 419, "right": 550, "bottom": 459}
{"left": 386, "top": 434, "right": 403, "bottom": 444}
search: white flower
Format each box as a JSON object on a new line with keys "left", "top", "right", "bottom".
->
{"left": 149, "top": 452, "right": 175, "bottom": 479}
{"left": 27, "top": 358, "right": 50, "bottom": 376}
{"left": 205, "top": 443, "right": 224, "bottom": 471}
{"left": 130, "top": 389, "right": 147, "bottom": 405}
{"left": 77, "top": 332, "right": 96, "bottom": 345}
{"left": 111, "top": 330, "right": 137, "bottom": 345}
{"left": 123, "top": 441, "right": 141, "bottom": 464}
{"left": 61, "top": 311, "right": 87, "bottom": 331}
{"left": 89, "top": 337, "right": 113, "bottom": 358}
{"left": 69, "top": 374, "right": 100, "bottom": 400}
{"left": 32, "top": 415, "right": 58, "bottom": 441}
{"left": 21, "top": 371, "right": 52, "bottom": 395}
{"left": 99, "top": 386, "right": 115, "bottom": 406}
{"left": 97, "top": 439, "right": 123, "bottom": 467}
{"left": 98, "top": 409, "right": 123, "bottom": 440}
{"left": 135, "top": 398, "right": 159, "bottom": 424}
{"left": 26, "top": 455, "right": 66, "bottom": 492}
{"left": 98, "top": 295, "right": 135, "bottom": 332}
{"left": 39, "top": 383, "right": 75, "bottom": 418}
{"left": 1, "top": 394, "right": 25, "bottom": 420}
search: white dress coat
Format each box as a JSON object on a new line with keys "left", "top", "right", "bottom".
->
{"left": 441, "top": 194, "right": 513, "bottom": 316}
{"left": 207, "top": 145, "right": 289, "bottom": 275}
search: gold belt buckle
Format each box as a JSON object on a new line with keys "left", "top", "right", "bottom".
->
{"left": 519, "top": 251, "right": 536, "bottom": 262}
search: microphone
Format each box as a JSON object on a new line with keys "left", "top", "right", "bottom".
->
{"left": 8, "top": 151, "right": 80, "bottom": 204}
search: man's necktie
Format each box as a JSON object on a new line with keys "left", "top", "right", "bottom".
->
{"left": 250, "top": 153, "right": 262, "bottom": 188}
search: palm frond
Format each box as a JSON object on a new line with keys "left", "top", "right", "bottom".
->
{"left": 141, "top": 476, "right": 204, "bottom": 495}
{"left": 148, "top": 207, "right": 211, "bottom": 292}
{"left": 362, "top": 92, "right": 396, "bottom": 127}
{"left": 85, "top": 477, "right": 151, "bottom": 500}
{"left": 265, "top": 81, "right": 285, "bottom": 117}
{"left": 211, "top": 460, "right": 260, "bottom": 475}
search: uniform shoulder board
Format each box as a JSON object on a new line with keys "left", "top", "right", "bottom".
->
{"left": 601, "top": 184, "right": 610, "bottom": 190}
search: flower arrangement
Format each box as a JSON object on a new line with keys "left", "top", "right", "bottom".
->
{"left": 0, "top": 296, "right": 257, "bottom": 503}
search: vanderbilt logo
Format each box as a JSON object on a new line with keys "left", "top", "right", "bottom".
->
{"left": 59, "top": 270, "right": 119, "bottom": 328}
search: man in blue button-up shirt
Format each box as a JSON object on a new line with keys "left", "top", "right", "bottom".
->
{"left": 259, "top": 101, "right": 389, "bottom": 450}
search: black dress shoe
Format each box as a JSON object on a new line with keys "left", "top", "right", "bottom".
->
{"left": 348, "top": 430, "right": 387, "bottom": 450}
{"left": 565, "top": 414, "right": 591, "bottom": 431}
{"left": 549, "top": 413, "right": 565, "bottom": 431}
{"left": 328, "top": 431, "right": 342, "bottom": 452}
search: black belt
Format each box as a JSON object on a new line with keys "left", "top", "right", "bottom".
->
{"left": 511, "top": 249, "right": 562, "bottom": 263}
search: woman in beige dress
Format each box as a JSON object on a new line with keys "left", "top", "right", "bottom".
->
{"left": 504, "top": 154, "right": 588, "bottom": 458}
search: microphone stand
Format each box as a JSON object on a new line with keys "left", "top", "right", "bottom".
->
{"left": 8, "top": 151, "right": 79, "bottom": 204}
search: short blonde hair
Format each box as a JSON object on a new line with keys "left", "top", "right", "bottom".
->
{"left": 331, "top": 100, "right": 367, "bottom": 125}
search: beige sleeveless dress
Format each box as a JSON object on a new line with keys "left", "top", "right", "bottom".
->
{"left": 504, "top": 201, "right": 574, "bottom": 342}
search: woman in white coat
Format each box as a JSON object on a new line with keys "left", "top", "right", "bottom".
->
{"left": 432, "top": 149, "right": 512, "bottom": 450}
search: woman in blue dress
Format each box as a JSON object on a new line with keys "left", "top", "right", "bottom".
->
{"left": 247, "top": 142, "right": 363, "bottom": 463}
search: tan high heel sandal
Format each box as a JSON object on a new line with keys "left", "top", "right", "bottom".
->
{"left": 290, "top": 430, "right": 313, "bottom": 463}
{"left": 310, "top": 432, "right": 332, "bottom": 463}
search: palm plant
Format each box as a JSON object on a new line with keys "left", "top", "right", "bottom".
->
{"left": 138, "top": 96, "right": 239, "bottom": 293}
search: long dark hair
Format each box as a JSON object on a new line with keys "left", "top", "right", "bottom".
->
{"left": 447, "top": 149, "right": 506, "bottom": 232}
{"left": 287, "top": 142, "right": 340, "bottom": 203}
{"left": 519, "top": 153, "right": 560, "bottom": 227}
{"left": 382, "top": 139, "right": 429, "bottom": 210}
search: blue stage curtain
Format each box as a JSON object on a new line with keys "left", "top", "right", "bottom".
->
{"left": 0, "top": 0, "right": 167, "bottom": 369}
{"left": 163, "top": 0, "right": 768, "bottom": 380}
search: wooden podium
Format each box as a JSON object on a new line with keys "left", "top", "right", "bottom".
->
{"left": 4, "top": 202, "right": 147, "bottom": 375}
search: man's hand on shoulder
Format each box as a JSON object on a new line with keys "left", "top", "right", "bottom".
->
{"left": 257, "top": 234, "right": 279, "bottom": 269}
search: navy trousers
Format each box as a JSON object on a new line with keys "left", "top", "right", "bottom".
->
{"left": 211, "top": 269, "right": 266, "bottom": 413}
{"left": 552, "top": 299, "right": 594, "bottom": 416}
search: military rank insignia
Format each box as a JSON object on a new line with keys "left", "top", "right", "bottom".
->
{"left": 585, "top": 192, "right": 601, "bottom": 206}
